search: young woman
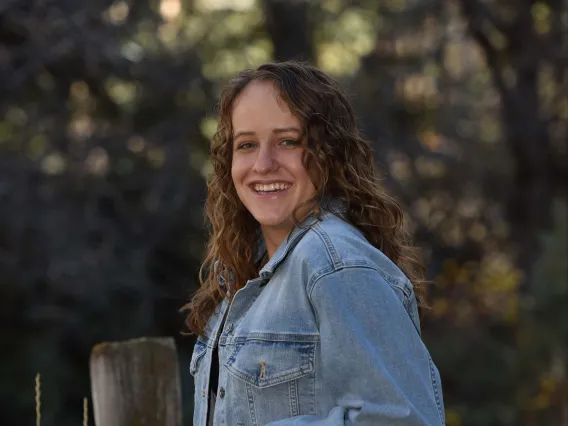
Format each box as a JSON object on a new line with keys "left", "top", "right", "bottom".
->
{"left": 184, "top": 61, "right": 445, "bottom": 426}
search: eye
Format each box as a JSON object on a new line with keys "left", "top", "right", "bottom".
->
{"left": 236, "top": 141, "right": 255, "bottom": 150}
{"left": 280, "top": 139, "right": 300, "bottom": 147}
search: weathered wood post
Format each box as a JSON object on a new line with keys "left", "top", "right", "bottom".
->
{"left": 89, "top": 337, "right": 182, "bottom": 426}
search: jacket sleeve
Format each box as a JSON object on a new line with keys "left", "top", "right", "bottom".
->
{"left": 267, "top": 266, "right": 445, "bottom": 426}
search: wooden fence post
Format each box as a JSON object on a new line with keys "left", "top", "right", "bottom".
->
{"left": 89, "top": 337, "right": 182, "bottom": 426}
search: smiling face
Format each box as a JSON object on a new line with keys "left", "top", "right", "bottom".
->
{"left": 231, "top": 80, "right": 316, "bottom": 252}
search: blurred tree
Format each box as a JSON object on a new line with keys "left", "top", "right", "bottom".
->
{"left": 262, "top": 0, "right": 315, "bottom": 62}
{"left": 0, "top": 0, "right": 210, "bottom": 424}
{"left": 0, "top": 0, "right": 566, "bottom": 425}
{"left": 459, "top": 0, "right": 567, "bottom": 291}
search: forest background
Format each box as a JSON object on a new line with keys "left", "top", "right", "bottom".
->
{"left": 0, "top": 0, "right": 566, "bottom": 425}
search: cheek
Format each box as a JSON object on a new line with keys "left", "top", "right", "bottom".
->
{"left": 231, "top": 157, "right": 243, "bottom": 184}
{"left": 291, "top": 155, "right": 314, "bottom": 186}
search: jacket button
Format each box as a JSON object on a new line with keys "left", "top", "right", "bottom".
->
{"left": 219, "top": 387, "right": 225, "bottom": 399}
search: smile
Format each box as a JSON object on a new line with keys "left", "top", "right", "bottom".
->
{"left": 251, "top": 182, "right": 292, "bottom": 194}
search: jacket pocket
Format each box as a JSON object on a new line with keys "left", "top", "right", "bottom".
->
{"left": 224, "top": 339, "right": 316, "bottom": 388}
{"left": 190, "top": 339, "right": 207, "bottom": 376}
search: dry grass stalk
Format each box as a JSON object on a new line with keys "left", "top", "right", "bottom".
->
{"left": 35, "top": 373, "right": 41, "bottom": 426}
{"left": 83, "top": 397, "right": 88, "bottom": 426}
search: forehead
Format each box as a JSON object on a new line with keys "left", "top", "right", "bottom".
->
{"left": 231, "top": 80, "right": 300, "bottom": 130}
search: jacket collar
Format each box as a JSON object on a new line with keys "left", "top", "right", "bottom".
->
{"left": 256, "top": 198, "right": 347, "bottom": 280}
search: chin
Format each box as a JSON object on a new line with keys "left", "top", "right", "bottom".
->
{"left": 255, "top": 216, "right": 287, "bottom": 227}
{"left": 252, "top": 212, "right": 292, "bottom": 228}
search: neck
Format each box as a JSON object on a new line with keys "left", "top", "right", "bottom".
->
{"left": 260, "top": 226, "right": 292, "bottom": 259}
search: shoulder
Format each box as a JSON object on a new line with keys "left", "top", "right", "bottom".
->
{"left": 291, "top": 213, "right": 421, "bottom": 333}
{"left": 292, "top": 213, "right": 412, "bottom": 296}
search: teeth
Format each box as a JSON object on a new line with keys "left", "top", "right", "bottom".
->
{"left": 253, "top": 183, "right": 291, "bottom": 192}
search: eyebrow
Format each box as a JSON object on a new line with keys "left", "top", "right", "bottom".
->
{"left": 233, "top": 127, "right": 301, "bottom": 140}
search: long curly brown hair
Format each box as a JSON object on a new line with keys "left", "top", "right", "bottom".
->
{"left": 183, "top": 61, "right": 426, "bottom": 336}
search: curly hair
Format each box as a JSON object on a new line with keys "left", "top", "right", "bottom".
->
{"left": 183, "top": 61, "right": 426, "bottom": 335}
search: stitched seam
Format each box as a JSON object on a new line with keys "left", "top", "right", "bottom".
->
{"left": 224, "top": 342, "right": 316, "bottom": 388}
{"left": 312, "top": 224, "right": 342, "bottom": 268}
{"left": 220, "top": 333, "right": 320, "bottom": 344}
{"left": 189, "top": 341, "right": 207, "bottom": 375}
{"left": 428, "top": 355, "right": 445, "bottom": 425}
{"left": 226, "top": 364, "right": 315, "bottom": 388}
{"left": 246, "top": 382, "right": 257, "bottom": 426}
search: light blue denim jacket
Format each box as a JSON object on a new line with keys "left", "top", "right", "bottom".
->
{"left": 191, "top": 204, "right": 445, "bottom": 426}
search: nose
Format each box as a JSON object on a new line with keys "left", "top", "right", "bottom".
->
{"left": 252, "top": 145, "right": 277, "bottom": 174}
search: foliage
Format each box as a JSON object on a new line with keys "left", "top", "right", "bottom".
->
{"left": 0, "top": 0, "right": 566, "bottom": 425}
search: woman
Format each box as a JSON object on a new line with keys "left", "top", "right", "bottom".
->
{"left": 184, "top": 61, "right": 445, "bottom": 426}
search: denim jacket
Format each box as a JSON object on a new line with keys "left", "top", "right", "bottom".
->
{"left": 190, "top": 204, "right": 445, "bottom": 426}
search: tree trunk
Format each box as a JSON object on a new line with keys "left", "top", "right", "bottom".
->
{"left": 460, "top": 0, "right": 556, "bottom": 290}
{"left": 262, "top": 0, "right": 315, "bottom": 63}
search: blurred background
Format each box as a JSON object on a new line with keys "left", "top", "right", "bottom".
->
{"left": 0, "top": 0, "right": 566, "bottom": 425}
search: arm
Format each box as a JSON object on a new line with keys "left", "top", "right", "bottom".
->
{"left": 269, "top": 266, "right": 445, "bottom": 426}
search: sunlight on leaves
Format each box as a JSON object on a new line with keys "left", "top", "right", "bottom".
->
{"left": 36, "top": 72, "right": 55, "bottom": 91}
{"left": 68, "top": 115, "right": 94, "bottom": 140}
{"left": 69, "top": 81, "right": 90, "bottom": 104}
{"left": 444, "top": 42, "right": 464, "bottom": 79}
{"left": 318, "top": 8, "right": 378, "bottom": 75}
{"left": 120, "top": 41, "right": 145, "bottom": 62}
{"left": 538, "top": 65, "right": 559, "bottom": 110}
{"left": 488, "top": 29, "right": 507, "bottom": 51}
{"left": 457, "top": 196, "right": 483, "bottom": 218}
{"left": 183, "top": 15, "right": 208, "bottom": 45}
{"left": 445, "top": 409, "right": 462, "bottom": 426}
{"left": 41, "top": 153, "right": 66, "bottom": 175}
{"left": 224, "top": 12, "right": 260, "bottom": 37}
{"left": 321, "top": 0, "right": 342, "bottom": 13}
{"left": 419, "top": 130, "right": 441, "bottom": 151}
{"left": 203, "top": 9, "right": 263, "bottom": 46}
{"left": 385, "top": 0, "right": 407, "bottom": 13}
{"left": 134, "top": 23, "right": 162, "bottom": 53}
{"left": 479, "top": 114, "right": 501, "bottom": 144}
{"left": 200, "top": 117, "right": 218, "bottom": 141}
{"left": 431, "top": 298, "right": 449, "bottom": 318}
{"left": 127, "top": 136, "right": 145, "bottom": 154}
{"left": 160, "top": 0, "right": 181, "bottom": 21}
{"left": 158, "top": 22, "right": 181, "bottom": 46}
{"left": 203, "top": 49, "right": 249, "bottom": 79}
{"left": 85, "top": 147, "right": 110, "bottom": 176}
{"left": 103, "top": 1, "right": 130, "bottom": 25}
{"left": 319, "top": 42, "right": 361, "bottom": 76}
{"left": 105, "top": 78, "right": 138, "bottom": 106}
{"left": 6, "top": 107, "right": 27, "bottom": 126}
{"left": 245, "top": 39, "right": 272, "bottom": 67}
{"left": 412, "top": 198, "right": 431, "bottom": 222}
{"left": 468, "top": 222, "right": 487, "bottom": 242}
{"left": 531, "top": 2, "right": 551, "bottom": 34}
{"left": 440, "top": 218, "right": 464, "bottom": 246}
{"left": 399, "top": 74, "right": 439, "bottom": 104}
{"left": 415, "top": 157, "right": 446, "bottom": 179}
{"left": 0, "top": 122, "right": 13, "bottom": 144}
{"left": 388, "top": 155, "right": 412, "bottom": 182}
{"left": 474, "top": 253, "right": 522, "bottom": 322}
{"left": 201, "top": 159, "right": 214, "bottom": 179}
{"left": 195, "top": 0, "right": 254, "bottom": 12}
{"left": 337, "top": 9, "right": 377, "bottom": 55}
{"left": 147, "top": 148, "right": 166, "bottom": 168}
